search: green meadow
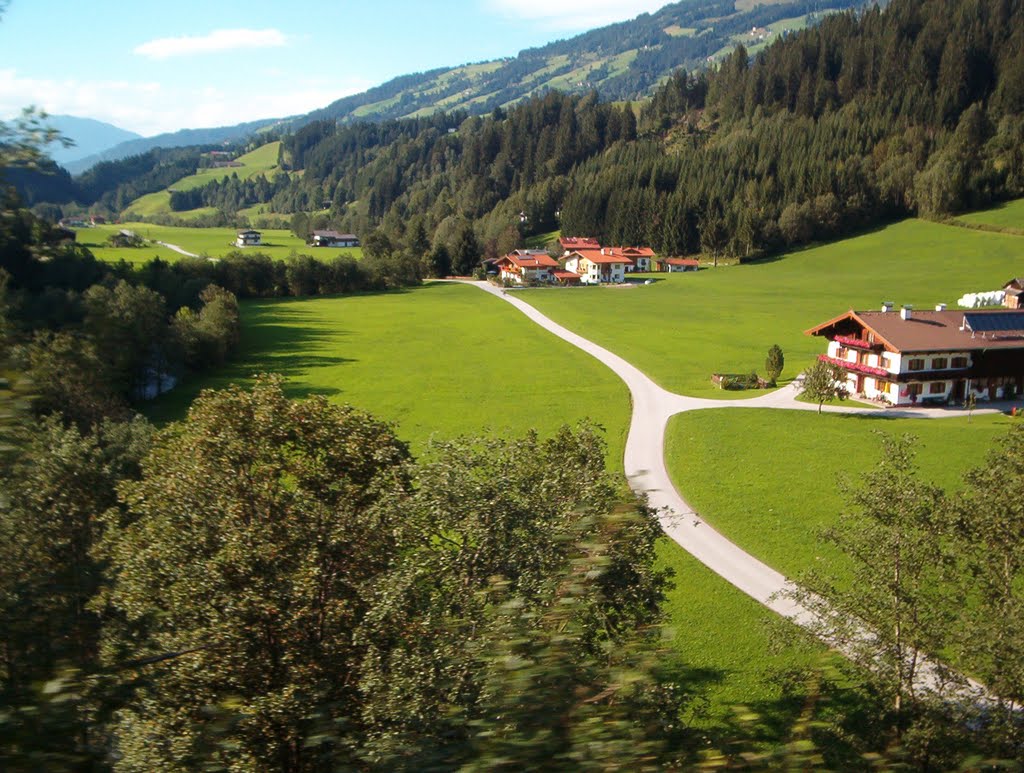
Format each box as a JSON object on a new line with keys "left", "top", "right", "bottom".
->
{"left": 955, "top": 196, "right": 1024, "bottom": 231}
{"left": 123, "top": 141, "right": 285, "bottom": 218}
{"left": 150, "top": 281, "right": 820, "bottom": 725}
{"left": 665, "top": 408, "right": 1015, "bottom": 587}
{"left": 76, "top": 222, "right": 361, "bottom": 263}
{"left": 518, "top": 219, "right": 1024, "bottom": 398}
{"left": 148, "top": 282, "right": 629, "bottom": 460}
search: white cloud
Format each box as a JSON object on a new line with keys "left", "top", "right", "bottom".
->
{"left": 133, "top": 28, "right": 288, "bottom": 60}
{"left": 0, "top": 69, "right": 372, "bottom": 136}
{"left": 486, "top": 0, "right": 669, "bottom": 30}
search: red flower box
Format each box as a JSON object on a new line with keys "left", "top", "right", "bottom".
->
{"left": 818, "top": 354, "right": 890, "bottom": 378}
{"left": 833, "top": 334, "right": 876, "bottom": 349}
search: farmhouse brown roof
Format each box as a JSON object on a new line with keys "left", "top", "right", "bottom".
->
{"left": 806, "top": 309, "right": 1024, "bottom": 353}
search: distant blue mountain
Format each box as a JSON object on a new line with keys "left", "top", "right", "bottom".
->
{"left": 45, "top": 115, "right": 142, "bottom": 169}
{"left": 63, "top": 118, "right": 284, "bottom": 175}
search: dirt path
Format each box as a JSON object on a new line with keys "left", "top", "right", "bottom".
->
{"left": 154, "top": 240, "right": 200, "bottom": 258}
{"left": 458, "top": 280, "right": 998, "bottom": 696}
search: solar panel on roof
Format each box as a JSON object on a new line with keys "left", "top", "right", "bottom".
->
{"left": 964, "top": 312, "right": 1024, "bottom": 333}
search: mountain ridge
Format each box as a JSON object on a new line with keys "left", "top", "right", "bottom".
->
{"left": 44, "top": 115, "right": 142, "bottom": 168}
{"left": 66, "top": 0, "right": 856, "bottom": 173}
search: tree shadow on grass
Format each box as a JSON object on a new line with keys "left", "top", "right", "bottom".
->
{"left": 685, "top": 655, "right": 887, "bottom": 768}
{"left": 144, "top": 302, "right": 360, "bottom": 425}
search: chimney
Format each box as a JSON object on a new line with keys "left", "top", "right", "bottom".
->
{"left": 881, "top": 301, "right": 894, "bottom": 313}
{"left": 935, "top": 303, "right": 947, "bottom": 312}
{"left": 900, "top": 305, "right": 913, "bottom": 320}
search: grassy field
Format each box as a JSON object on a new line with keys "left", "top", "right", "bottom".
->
{"left": 956, "top": 196, "right": 1024, "bottom": 231}
{"left": 76, "top": 222, "right": 361, "bottom": 263}
{"left": 665, "top": 408, "right": 1015, "bottom": 586}
{"left": 123, "top": 141, "right": 285, "bottom": 218}
{"left": 147, "top": 282, "right": 628, "bottom": 460}
{"left": 74, "top": 226, "right": 190, "bottom": 265}
{"left": 150, "top": 281, "right": 822, "bottom": 725}
{"left": 518, "top": 219, "right": 1024, "bottom": 398}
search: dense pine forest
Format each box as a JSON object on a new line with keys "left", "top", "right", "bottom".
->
{"left": 287, "top": 0, "right": 1023, "bottom": 261}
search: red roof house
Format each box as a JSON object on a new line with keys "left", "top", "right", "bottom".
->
{"left": 564, "top": 248, "right": 634, "bottom": 284}
{"left": 660, "top": 258, "right": 700, "bottom": 272}
{"left": 559, "top": 236, "right": 601, "bottom": 253}
{"left": 495, "top": 250, "right": 559, "bottom": 284}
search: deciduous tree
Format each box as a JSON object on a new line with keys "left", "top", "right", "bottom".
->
{"left": 800, "top": 359, "right": 847, "bottom": 413}
{"left": 98, "top": 377, "right": 412, "bottom": 771}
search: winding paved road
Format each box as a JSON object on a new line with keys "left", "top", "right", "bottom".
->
{"left": 458, "top": 280, "right": 1004, "bottom": 657}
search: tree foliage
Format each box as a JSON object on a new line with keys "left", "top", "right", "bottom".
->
{"left": 765, "top": 344, "right": 784, "bottom": 384}
{"left": 800, "top": 359, "right": 847, "bottom": 412}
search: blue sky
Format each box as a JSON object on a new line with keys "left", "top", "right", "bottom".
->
{"left": 1, "top": 0, "right": 669, "bottom": 136}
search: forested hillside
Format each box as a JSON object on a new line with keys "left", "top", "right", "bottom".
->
{"left": 238, "top": 0, "right": 1024, "bottom": 266}
{"left": 15, "top": 0, "right": 1024, "bottom": 268}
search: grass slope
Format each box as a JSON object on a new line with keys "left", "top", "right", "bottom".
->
{"left": 518, "top": 219, "right": 1024, "bottom": 398}
{"left": 955, "top": 196, "right": 1024, "bottom": 231}
{"left": 665, "top": 408, "right": 1015, "bottom": 586}
{"left": 123, "top": 141, "right": 285, "bottom": 219}
{"left": 151, "top": 282, "right": 820, "bottom": 723}
{"left": 78, "top": 222, "right": 361, "bottom": 263}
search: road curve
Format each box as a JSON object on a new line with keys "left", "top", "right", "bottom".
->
{"left": 456, "top": 281, "right": 1002, "bottom": 653}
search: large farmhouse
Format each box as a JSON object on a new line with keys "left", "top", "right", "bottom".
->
{"left": 564, "top": 248, "right": 633, "bottom": 284}
{"left": 495, "top": 250, "right": 561, "bottom": 284}
{"left": 806, "top": 304, "right": 1024, "bottom": 406}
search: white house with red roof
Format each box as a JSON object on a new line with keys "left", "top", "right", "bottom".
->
{"left": 660, "top": 257, "right": 700, "bottom": 272}
{"left": 614, "top": 246, "right": 656, "bottom": 272}
{"left": 495, "top": 250, "right": 560, "bottom": 284}
{"left": 806, "top": 303, "right": 1024, "bottom": 405}
{"left": 564, "top": 248, "right": 633, "bottom": 284}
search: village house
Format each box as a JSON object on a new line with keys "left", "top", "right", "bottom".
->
{"left": 659, "top": 257, "right": 700, "bottom": 272}
{"left": 235, "top": 229, "right": 262, "bottom": 247}
{"left": 806, "top": 303, "right": 1024, "bottom": 406}
{"left": 495, "top": 249, "right": 560, "bottom": 284}
{"left": 614, "top": 246, "right": 656, "bottom": 272}
{"left": 310, "top": 230, "right": 360, "bottom": 248}
{"left": 558, "top": 236, "right": 600, "bottom": 255}
{"left": 564, "top": 248, "right": 633, "bottom": 284}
